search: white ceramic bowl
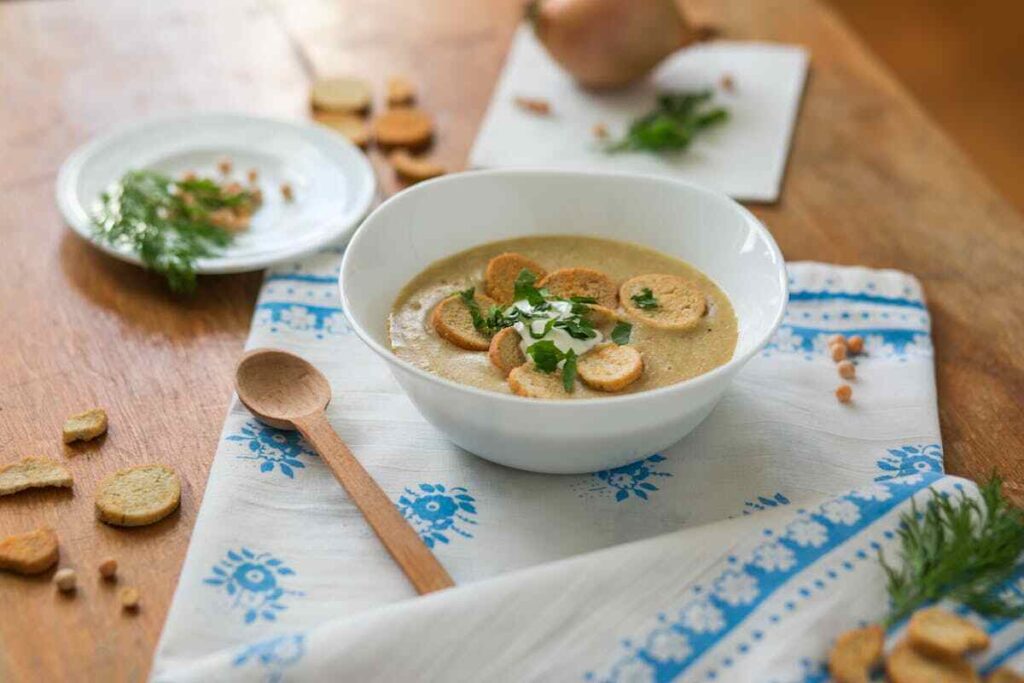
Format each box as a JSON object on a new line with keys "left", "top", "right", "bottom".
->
{"left": 340, "top": 170, "right": 786, "bottom": 474}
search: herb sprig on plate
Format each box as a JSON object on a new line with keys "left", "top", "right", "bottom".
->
{"left": 879, "top": 476, "right": 1024, "bottom": 625}
{"left": 92, "top": 170, "right": 258, "bottom": 293}
{"left": 607, "top": 90, "right": 728, "bottom": 154}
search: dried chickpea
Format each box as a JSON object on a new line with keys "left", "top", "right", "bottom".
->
{"left": 247, "top": 169, "right": 259, "bottom": 184}
{"left": 847, "top": 335, "right": 865, "bottom": 354}
{"left": 828, "top": 334, "right": 847, "bottom": 347}
{"left": 120, "top": 586, "right": 140, "bottom": 611}
{"left": 837, "top": 360, "right": 856, "bottom": 380}
{"left": 217, "top": 158, "right": 232, "bottom": 175}
{"left": 98, "top": 557, "right": 118, "bottom": 580}
{"left": 280, "top": 182, "right": 294, "bottom": 202}
{"left": 54, "top": 567, "right": 77, "bottom": 592}
{"left": 830, "top": 343, "right": 848, "bottom": 362}
{"left": 836, "top": 384, "right": 853, "bottom": 404}
{"left": 592, "top": 123, "right": 609, "bottom": 139}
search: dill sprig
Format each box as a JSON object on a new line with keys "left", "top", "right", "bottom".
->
{"left": 879, "top": 476, "right": 1024, "bottom": 625}
{"left": 92, "top": 170, "right": 254, "bottom": 293}
{"left": 606, "top": 90, "right": 728, "bottom": 154}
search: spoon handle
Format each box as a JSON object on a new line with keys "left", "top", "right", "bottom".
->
{"left": 292, "top": 411, "right": 455, "bottom": 594}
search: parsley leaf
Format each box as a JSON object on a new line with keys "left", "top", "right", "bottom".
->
{"left": 526, "top": 340, "right": 563, "bottom": 373}
{"left": 569, "top": 296, "right": 598, "bottom": 304}
{"left": 459, "top": 287, "right": 490, "bottom": 333}
{"left": 556, "top": 318, "right": 597, "bottom": 340}
{"left": 562, "top": 349, "right": 578, "bottom": 392}
{"left": 607, "top": 89, "right": 728, "bottom": 155}
{"left": 513, "top": 269, "right": 548, "bottom": 307}
{"left": 611, "top": 321, "right": 633, "bottom": 345}
{"left": 631, "top": 288, "right": 659, "bottom": 310}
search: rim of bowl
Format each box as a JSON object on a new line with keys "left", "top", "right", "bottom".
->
{"left": 340, "top": 168, "right": 788, "bottom": 408}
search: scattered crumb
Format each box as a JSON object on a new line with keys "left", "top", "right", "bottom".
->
{"left": 592, "top": 123, "right": 609, "bottom": 140}
{"left": 98, "top": 557, "right": 118, "bottom": 580}
{"left": 280, "top": 182, "right": 294, "bottom": 202}
{"left": 830, "top": 343, "right": 847, "bottom": 362}
{"left": 720, "top": 73, "right": 736, "bottom": 92}
{"left": 836, "top": 384, "right": 853, "bottom": 404}
{"left": 54, "top": 567, "right": 77, "bottom": 592}
{"left": 217, "top": 158, "right": 232, "bottom": 175}
{"left": 63, "top": 408, "right": 108, "bottom": 444}
{"left": 120, "top": 586, "right": 140, "bottom": 611}
{"left": 837, "top": 360, "right": 856, "bottom": 380}
{"left": 514, "top": 96, "right": 552, "bottom": 116}
{"left": 847, "top": 335, "right": 865, "bottom": 354}
{"left": 246, "top": 169, "right": 259, "bottom": 184}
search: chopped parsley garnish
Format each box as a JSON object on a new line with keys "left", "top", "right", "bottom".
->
{"left": 630, "top": 288, "right": 659, "bottom": 310}
{"left": 459, "top": 287, "right": 490, "bottom": 333}
{"left": 561, "top": 350, "right": 578, "bottom": 393}
{"left": 526, "top": 340, "right": 563, "bottom": 373}
{"left": 611, "top": 321, "right": 633, "bottom": 345}
{"left": 91, "top": 169, "right": 259, "bottom": 293}
{"left": 606, "top": 90, "right": 728, "bottom": 154}
{"left": 513, "top": 269, "right": 549, "bottom": 307}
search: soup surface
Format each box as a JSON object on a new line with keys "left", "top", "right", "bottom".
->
{"left": 389, "top": 236, "right": 738, "bottom": 399}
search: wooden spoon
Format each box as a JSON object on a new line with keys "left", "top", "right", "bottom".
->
{"left": 234, "top": 348, "right": 454, "bottom": 594}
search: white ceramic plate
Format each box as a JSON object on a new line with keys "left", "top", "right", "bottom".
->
{"left": 56, "top": 112, "right": 376, "bottom": 273}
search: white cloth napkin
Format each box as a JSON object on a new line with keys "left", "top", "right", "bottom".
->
{"left": 151, "top": 251, "right": 1024, "bottom": 682}
{"left": 468, "top": 27, "right": 809, "bottom": 202}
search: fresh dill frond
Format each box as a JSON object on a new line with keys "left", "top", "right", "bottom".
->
{"left": 878, "top": 476, "right": 1024, "bottom": 625}
{"left": 92, "top": 170, "right": 256, "bottom": 293}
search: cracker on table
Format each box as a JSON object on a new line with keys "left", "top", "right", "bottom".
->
{"left": 0, "top": 457, "right": 72, "bottom": 496}
{"left": 95, "top": 464, "right": 181, "bottom": 527}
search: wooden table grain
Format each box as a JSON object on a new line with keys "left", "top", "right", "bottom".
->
{"left": 1, "top": 0, "right": 1022, "bottom": 680}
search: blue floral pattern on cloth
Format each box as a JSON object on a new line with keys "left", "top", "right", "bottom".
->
{"left": 742, "top": 492, "right": 791, "bottom": 516}
{"left": 233, "top": 633, "right": 306, "bottom": 683}
{"left": 874, "top": 444, "right": 943, "bottom": 483}
{"left": 397, "top": 484, "right": 478, "bottom": 548}
{"left": 585, "top": 472, "right": 943, "bottom": 683}
{"left": 584, "top": 455, "right": 673, "bottom": 503}
{"left": 254, "top": 302, "right": 351, "bottom": 339}
{"left": 204, "top": 548, "right": 304, "bottom": 624}
{"left": 227, "top": 421, "right": 317, "bottom": 479}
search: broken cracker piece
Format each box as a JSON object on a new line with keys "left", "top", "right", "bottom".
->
{"left": 120, "top": 586, "right": 140, "bottom": 611}
{"left": 908, "top": 607, "right": 990, "bottom": 658}
{"left": 95, "top": 464, "right": 181, "bottom": 527}
{"left": 828, "top": 624, "right": 884, "bottom": 683}
{"left": 0, "top": 527, "right": 59, "bottom": 575}
{"left": 389, "top": 150, "right": 445, "bottom": 183}
{"left": 886, "top": 640, "right": 979, "bottom": 683}
{"left": 62, "top": 408, "right": 108, "bottom": 443}
{"left": 514, "top": 96, "right": 551, "bottom": 115}
{"left": 0, "top": 457, "right": 72, "bottom": 496}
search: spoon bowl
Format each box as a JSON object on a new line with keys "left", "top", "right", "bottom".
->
{"left": 235, "top": 349, "right": 331, "bottom": 430}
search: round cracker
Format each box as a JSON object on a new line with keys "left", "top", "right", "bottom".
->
{"left": 538, "top": 268, "right": 617, "bottom": 309}
{"left": 389, "top": 150, "right": 445, "bottom": 183}
{"left": 907, "top": 607, "right": 990, "bottom": 658}
{"left": 488, "top": 327, "right": 526, "bottom": 376}
{"left": 315, "top": 112, "right": 371, "bottom": 147}
{"left": 577, "top": 343, "right": 643, "bottom": 392}
{"left": 373, "top": 108, "right": 434, "bottom": 148}
{"left": 95, "top": 465, "right": 181, "bottom": 527}
{"left": 620, "top": 274, "right": 707, "bottom": 331}
{"left": 431, "top": 292, "right": 496, "bottom": 351}
{"left": 485, "top": 253, "right": 547, "bottom": 303}
{"left": 310, "top": 76, "right": 373, "bottom": 114}
{"left": 507, "top": 363, "right": 570, "bottom": 399}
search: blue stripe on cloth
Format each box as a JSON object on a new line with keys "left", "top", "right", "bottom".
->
{"left": 592, "top": 473, "right": 943, "bottom": 683}
{"left": 983, "top": 635, "right": 1024, "bottom": 675}
{"left": 788, "top": 291, "right": 926, "bottom": 310}
{"left": 264, "top": 274, "right": 338, "bottom": 284}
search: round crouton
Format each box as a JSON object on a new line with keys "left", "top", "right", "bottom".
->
{"left": 431, "top": 292, "right": 496, "bottom": 351}
{"left": 507, "top": 364, "right": 570, "bottom": 399}
{"left": 95, "top": 465, "right": 181, "bottom": 527}
{"left": 488, "top": 327, "right": 526, "bottom": 376}
{"left": 310, "top": 76, "right": 373, "bottom": 114}
{"left": 576, "top": 343, "right": 643, "bottom": 392}
{"left": 373, "top": 108, "right": 434, "bottom": 149}
{"left": 485, "top": 253, "right": 547, "bottom": 303}
{"left": 620, "top": 274, "right": 706, "bottom": 331}
{"left": 885, "top": 641, "right": 979, "bottom": 683}
{"left": 538, "top": 267, "right": 618, "bottom": 308}
{"left": 907, "top": 608, "right": 990, "bottom": 658}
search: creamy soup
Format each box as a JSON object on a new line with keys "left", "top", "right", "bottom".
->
{"left": 389, "top": 236, "right": 738, "bottom": 399}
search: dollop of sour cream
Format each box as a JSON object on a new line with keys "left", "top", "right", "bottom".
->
{"left": 507, "top": 299, "right": 603, "bottom": 362}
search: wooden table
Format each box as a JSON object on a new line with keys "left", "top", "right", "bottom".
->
{"left": 2, "top": 0, "right": 1022, "bottom": 680}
